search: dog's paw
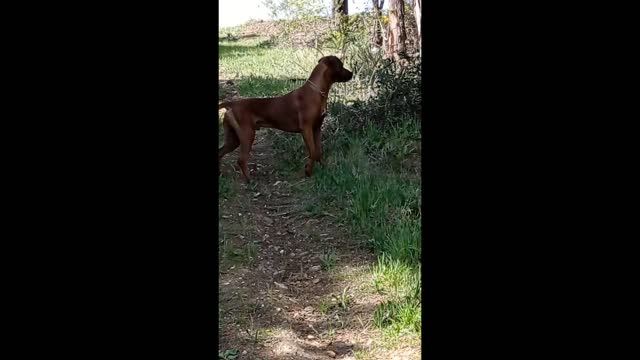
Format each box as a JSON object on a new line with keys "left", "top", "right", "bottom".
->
{"left": 304, "top": 165, "right": 313, "bottom": 177}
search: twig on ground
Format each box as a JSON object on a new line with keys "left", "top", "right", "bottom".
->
{"left": 271, "top": 211, "right": 292, "bottom": 217}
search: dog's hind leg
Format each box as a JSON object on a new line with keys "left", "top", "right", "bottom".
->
{"left": 237, "top": 127, "right": 255, "bottom": 183}
{"left": 218, "top": 113, "right": 240, "bottom": 175}
{"left": 219, "top": 117, "right": 240, "bottom": 158}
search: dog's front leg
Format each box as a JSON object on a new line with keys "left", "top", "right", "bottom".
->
{"left": 301, "top": 126, "right": 317, "bottom": 177}
{"left": 313, "top": 124, "right": 324, "bottom": 166}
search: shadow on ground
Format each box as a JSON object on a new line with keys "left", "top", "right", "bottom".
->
{"left": 219, "top": 40, "right": 275, "bottom": 60}
{"left": 219, "top": 34, "right": 262, "bottom": 42}
{"left": 220, "top": 75, "right": 352, "bottom": 101}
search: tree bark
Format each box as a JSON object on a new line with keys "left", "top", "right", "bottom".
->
{"left": 371, "top": 0, "right": 384, "bottom": 48}
{"left": 414, "top": 0, "right": 421, "bottom": 57}
{"left": 333, "top": 0, "right": 349, "bottom": 27}
{"left": 387, "top": 0, "right": 407, "bottom": 61}
{"left": 333, "top": 0, "right": 348, "bottom": 16}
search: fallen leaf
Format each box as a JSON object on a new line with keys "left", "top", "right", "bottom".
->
{"left": 274, "top": 282, "right": 288, "bottom": 290}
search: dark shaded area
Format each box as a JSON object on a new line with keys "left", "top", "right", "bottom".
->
{"left": 330, "top": 60, "right": 421, "bottom": 132}
{"left": 333, "top": 0, "right": 349, "bottom": 16}
{"left": 219, "top": 33, "right": 261, "bottom": 42}
{"left": 233, "top": 76, "right": 307, "bottom": 98}
{"left": 219, "top": 39, "right": 275, "bottom": 60}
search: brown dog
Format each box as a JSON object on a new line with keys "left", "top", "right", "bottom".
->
{"left": 218, "top": 55, "right": 353, "bottom": 183}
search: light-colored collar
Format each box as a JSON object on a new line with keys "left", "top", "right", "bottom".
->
{"left": 306, "top": 79, "right": 327, "bottom": 98}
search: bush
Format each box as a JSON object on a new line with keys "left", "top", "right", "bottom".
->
{"left": 326, "top": 56, "right": 421, "bottom": 136}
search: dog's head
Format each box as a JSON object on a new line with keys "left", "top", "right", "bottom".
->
{"left": 318, "top": 55, "right": 353, "bottom": 83}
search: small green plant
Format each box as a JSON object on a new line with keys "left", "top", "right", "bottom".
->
{"left": 371, "top": 257, "right": 421, "bottom": 337}
{"left": 320, "top": 248, "right": 338, "bottom": 271}
{"left": 245, "top": 241, "right": 259, "bottom": 264}
{"left": 372, "top": 257, "right": 421, "bottom": 298}
{"left": 304, "top": 202, "right": 323, "bottom": 216}
{"left": 337, "top": 287, "right": 351, "bottom": 310}
{"left": 218, "top": 175, "right": 236, "bottom": 200}
{"left": 373, "top": 300, "right": 397, "bottom": 328}
{"left": 318, "top": 298, "right": 333, "bottom": 314}
{"left": 223, "top": 240, "right": 259, "bottom": 265}
{"left": 325, "top": 326, "right": 336, "bottom": 339}
{"left": 218, "top": 348, "right": 239, "bottom": 360}
{"left": 318, "top": 288, "right": 351, "bottom": 316}
{"left": 354, "top": 349, "right": 371, "bottom": 360}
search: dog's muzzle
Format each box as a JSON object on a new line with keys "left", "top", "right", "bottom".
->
{"left": 339, "top": 70, "right": 353, "bottom": 82}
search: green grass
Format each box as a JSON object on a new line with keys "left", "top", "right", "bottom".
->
{"left": 272, "top": 118, "right": 422, "bottom": 341}
{"left": 218, "top": 32, "right": 422, "bottom": 345}
{"left": 281, "top": 125, "right": 421, "bottom": 263}
{"left": 219, "top": 238, "right": 260, "bottom": 266}
{"left": 219, "top": 38, "right": 320, "bottom": 80}
{"left": 320, "top": 248, "right": 338, "bottom": 271}
{"left": 218, "top": 348, "right": 239, "bottom": 360}
{"left": 318, "top": 288, "right": 352, "bottom": 315}
{"left": 372, "top": 256, "right": 421, "bottom": 338}
{"left": 218, "top": 175, "right": 236, "bottom": 200}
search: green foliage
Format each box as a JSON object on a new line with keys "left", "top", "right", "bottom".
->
{"left": 370, "top": 58, "right": 422, "bottom": 117}
{"left": 347, "top": 37, "right": 385, "bottom": 82}
{"left": 323, "top": 14, "right": 369, "bottom": 55}
{"left": 261, "top": 0, "right": 330, "bottom": 48}
{"left": 320, "top": 248, "right": 338, "bottom": 271}
{"left": 269, "top": 115, "right": 421, "bottom": 265}
{"left": 218, "top": 174, "right": 236, "bottom": 200}
{"left": 219, "top": 38, "right": 318, "bottom": 80}
{"left": 218, "top": 348, "right": 239, "bottom": 360}
{"left": 262, "top": 0, "right": 328, "bottom": 21}
{"left": 372, "top": 257, "right": 421, "bottom": 336}
{"left": 338, "top": 58, "right": 422, "bottom": 132}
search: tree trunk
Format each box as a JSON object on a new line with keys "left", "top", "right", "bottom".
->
{"left": 414, "top": 0, "right": 421, "bottom": 57}
{"left": 387, "top": 0, "right": 407, "bottom": 61}
{"left": 333, "top": 0, "right": 348, "bottom": 16}
{"left": 371, "top": 0, "right": 384, "bottom": 48}
{"left": 333, "top": 0, "right": 349, "bottom": 26}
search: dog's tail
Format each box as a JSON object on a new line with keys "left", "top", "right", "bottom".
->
{"left": 219, "top": 104, "right": 242, "bottom": 138}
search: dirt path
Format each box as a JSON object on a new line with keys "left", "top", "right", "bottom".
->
{"left": 218, "top": 134, "right": 381, "bottom": 358}
{"left": 218, "top": 81, "right": 419, "bottom": 360}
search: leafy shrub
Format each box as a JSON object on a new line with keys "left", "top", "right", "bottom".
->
{"left": 328, "top": 57, "right": 421, "bottom": 134}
